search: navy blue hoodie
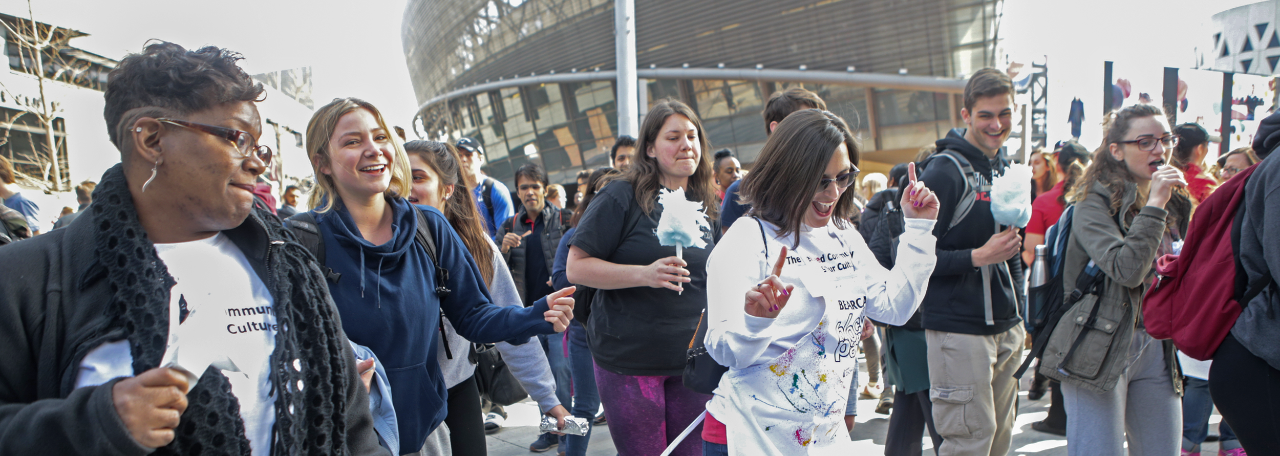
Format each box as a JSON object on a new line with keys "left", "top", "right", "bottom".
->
{"left": 315, "top": 199, "right": 554, "bottom": 454}
{"left": 917, "top": 128, "right": 1025, "bottom": 335}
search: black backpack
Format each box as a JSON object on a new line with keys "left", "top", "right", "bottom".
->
{"left": 0, "top": 202, "right": 30, "bottom": 246}
{"left": 285, "top": 209, "right": 461, "bottom": 358}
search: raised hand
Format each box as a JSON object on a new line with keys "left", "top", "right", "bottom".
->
{"left": 900, "top": 162, "right": 940, "bottom": 220}
{"left": 544, "top": 285, "right": 577, "bottom": 332}
{"left": 112, "top": 367, "right": 190, "bottom": 449}
{"left": 745, "top": 246, "right": 796, "bottom": 318}
{"left": 1146, "top": 165, "right": 1187, "bottom": 209}
{"left": 501, "top": 231, "right": 531, "bottom": 253}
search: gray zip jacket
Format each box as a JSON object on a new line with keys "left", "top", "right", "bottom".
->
{"left": 438, "top": 240, "right": 560, "bottom": 412}
{"left": 1041, "top": 181, "right": 1183, "bottom": 395}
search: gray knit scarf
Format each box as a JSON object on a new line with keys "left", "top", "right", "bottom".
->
{"left": 91, "top": 164, "right": 351, "bottom": 455}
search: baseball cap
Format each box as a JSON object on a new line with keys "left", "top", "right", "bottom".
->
{"left": 1173, "top": 123, "right": 1219, "bottom": 147}
{"left": 456, "top": 137, "right": 484, "bottom": 156}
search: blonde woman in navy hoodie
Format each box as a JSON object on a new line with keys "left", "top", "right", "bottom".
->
{"left": 298, "top": 97, "right": 576, "bottom": 455}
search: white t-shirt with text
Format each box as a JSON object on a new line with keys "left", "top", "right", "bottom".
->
{"left": 76, "top": 233, "right": 277, "bottom": 455}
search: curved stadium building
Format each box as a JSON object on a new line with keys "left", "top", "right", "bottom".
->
{"left": 402, "top": 0, "right": 1004, "bottom": 187}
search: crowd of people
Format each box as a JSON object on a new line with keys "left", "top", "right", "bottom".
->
{"left": 0, "top": 40, "right": 1277, "bottom": 456}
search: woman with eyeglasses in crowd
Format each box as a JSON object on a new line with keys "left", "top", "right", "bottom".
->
{"left": 297, "top": 97, "right": 575, "bottom": 455}
{"left": 1216, "top": 147, "right": 1259, "bottom": 181}
{"left": 1038, "top": 104, "right": 1191, "bottom": 456}
{"left": 0, "top": 41, "right": 390, "bottom": 456}
{"left": 701, "top": 109, "right": 939, "bottom": 455}
{"left": 401, "top": 140, "right": 573, "bottom": 455}
{"left": 565, "top": 99, "right": 718, "bottom": 456}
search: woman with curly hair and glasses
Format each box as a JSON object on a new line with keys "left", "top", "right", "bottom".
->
{"left": 1039, "top": 104, "right": 1191, "bottom": 456}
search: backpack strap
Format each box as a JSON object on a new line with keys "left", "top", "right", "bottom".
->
{"left": 414, "top": 208, "right": 459, "bottom": 360}
{"left": 929, "top": 150, "right": 980, "bottom": 236}
{"left": 1014, "top": 260, "right": 1104, "bottom": 378}
{"left": 480, "top": 177, "right": 496, "bottom": 227}
{"left": 285, "top": 212, "right": 342, "bottom": 283}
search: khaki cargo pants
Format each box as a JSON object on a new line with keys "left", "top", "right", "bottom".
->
{"left": 926, "top": 326, "right": 1025, "bottom": 456}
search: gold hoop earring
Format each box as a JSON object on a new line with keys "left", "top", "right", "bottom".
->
{"left": 142, "top": 157, "right": 161, "bottom": 192}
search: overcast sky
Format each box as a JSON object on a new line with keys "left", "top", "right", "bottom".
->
{"left": 4, "top": 0, "right": 420, "bottom": 125}
{"left": 6, "top": 0, "right": 1263, "bottom": 145}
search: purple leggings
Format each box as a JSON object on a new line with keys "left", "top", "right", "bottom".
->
{"left": 593, "top": 365, "right": 710, "bottom": 456}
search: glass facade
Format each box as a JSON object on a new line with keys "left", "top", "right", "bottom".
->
{"left": 404, "top": 0, "right": 1001, "bottom": 186}
{"left": 448, "top": 80, "right": 619, "bottom": 185}
{"left": 433, "top": 77, "right": 959, "bottom": 186}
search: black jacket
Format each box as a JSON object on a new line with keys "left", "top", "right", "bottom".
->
{"left": 1233, "top": 112, "right": 1280, "bottom": 370}
{"left": 0, "top": 202, "right": 386, "bottom": 455}
{"left": 499, "top": 203, "right": 570, "bottom": 305}
{"left": 858, "top": 188, "right": 898, "bottom": 246}
{"left": 917, "top": 128, "right": 1025, "bottom": 335}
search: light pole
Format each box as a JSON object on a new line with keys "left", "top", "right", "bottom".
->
{"left": 615, "top": 0, "right": 638, "bottom": 137}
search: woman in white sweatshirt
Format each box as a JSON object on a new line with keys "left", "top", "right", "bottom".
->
{"left": 702, "top": 109, "right": 940, "bottom": 455}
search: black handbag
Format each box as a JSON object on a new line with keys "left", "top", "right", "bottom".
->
{"left": 683, "top": 309, "right": 729, "bottom": 394}
{"left": 474, "top": 344, "right": 529, "bottom": 406}
{"left": 683, "top": 218, "right": 774, "bottom": 394}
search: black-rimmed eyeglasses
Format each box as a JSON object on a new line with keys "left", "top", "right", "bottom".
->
{"left": 157, "top": 118, "right": 273, "bottom": 166}
{"left": 1116, "top": 134, "right": 1177, "bottom": 152}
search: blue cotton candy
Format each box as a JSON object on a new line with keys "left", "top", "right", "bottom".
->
{"left": 990, "top": 163, "right": 1033, "bottom": 228}
{"left": 655, "top": 188, "right": 710, "bottom": 250}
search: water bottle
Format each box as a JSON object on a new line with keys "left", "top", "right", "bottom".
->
{"left": 1030, "top": 245, "right": 1049, "bottom": 288}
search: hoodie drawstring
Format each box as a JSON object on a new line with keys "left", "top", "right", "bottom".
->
{"left": 376, "top": 256, "right": 384, "bottom": 309}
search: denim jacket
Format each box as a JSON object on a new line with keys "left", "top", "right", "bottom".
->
{"left": 350, "top": 342, "right": 398, "bottom": 454}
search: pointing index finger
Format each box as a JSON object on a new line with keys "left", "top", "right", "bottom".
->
{"left": 771, "top": 246, "right": 787, "bottom": 277}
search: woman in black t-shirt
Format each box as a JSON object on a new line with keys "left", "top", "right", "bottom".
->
{"left": 566, "top": 99, "right": 718, "bottom": 456}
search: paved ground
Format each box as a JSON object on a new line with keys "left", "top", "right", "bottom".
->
{"left": 485, "top": 355, "right": 1224, "bottom": 456}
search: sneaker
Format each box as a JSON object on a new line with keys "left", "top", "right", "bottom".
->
{"left": 593, "top": 413, "right": 607, "bottom": 426}
{"left": 1031, "top": 420, "right": 1066, "bottom": 436}
{"left": 529, "top": 433, "right": 559, "bottom": 453}
{"left": 1181, "top": 450, "right": 1200, "bottom": 456}
{"left": 859, "top": 382, "right": 882, "bottom": 400}
{"left": 1220, "top": 449, "right": 1247, "bottom": 456}
{"left": 484, "top": 412, "right": 505, "bottom": 435}
{"left": 874, "top": 398, "right": 893, "bottom": 415}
